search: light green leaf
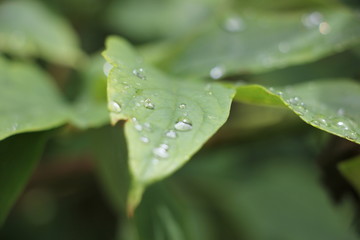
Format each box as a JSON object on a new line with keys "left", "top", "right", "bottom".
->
{"left": 0, "top": 1, "right": 82, "bottom": 66}
{"left": 0, "top": 57, "right": 69, "bottom": 141}
{"left": 338, "top": 156, "right": 360, "bottom": 194}
{"left": 102, "top": 36, "right": 234, "bottom": 213}
{"left": 160, "top": 8, "right": 360, "bottom": 78}
{"left": 0, "top": 131, "right": 48, "bottom": 225}
{"left": 70, "top": 55, "right": 109, "bottom": 128}
{"left": 233, "top": 79, "right": 360, "bottom": 144}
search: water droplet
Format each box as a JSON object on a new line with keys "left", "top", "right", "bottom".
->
{"left": 144, "top": 98, "right": 155, "bottom": 109}
{"left": 210, "top": 66, "right": 225, "bottom": 80}
{"left": 132, "top": 68, "right": 146, "bottom": 80}
{"left": 336, "top": 121, "right": 349, "bottom": 130}
{"left": 174, "top": 118, "right": 193, "bottom": 131}
{"left": 223, "top": 16, "right": 246, "bottom": 32}
{"left": 103, "top": 62, "right": 113, "bottom": 77}
{"left": 319, "top": 22, "right": 331, "bottom": 35}
{"left": 179, "top": 103, "right": 186, "bottom": 109}
{"left": 302, "top": 12, "right": 323, "bottom": 28}
{"left": 287, "top": 96, "right": 301, "bottom": 105}
{"left": 109, "top": 101, "right": 121, "bottom": 113}
{"left": 337, "top": 108, "right": 345, "bottom": 116}
{"left": 140, "top": 136, "right": 149, "bottom": 143}
{"left": 134, "top": 124, "right": 143, "bottom": 131}
{"left": 166, "top": 130, "right": 177, "bottom": 138}
{"left": 278, "top": 42, "right": 290, "bottom": 53}
{"left": 345, "top": 131, "right": 358, "bottom": 141}
{"left": 144, "top": 122, "right": 151, "bottom": 130}
{"left": 153, "top": 145, "right": 169, "bottom": 159}
{"left": 160, "top": 143, "right": 169, "bottom": 150}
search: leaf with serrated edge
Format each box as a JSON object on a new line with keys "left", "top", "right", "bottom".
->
{"left": 233, "top": 80, "right": 360, "bottom": 144}
{"left": 0, "top": 57, "right": 69, "bottom": 141}
{"left": 102, "top": 36, "right": 234, "bottom": 214}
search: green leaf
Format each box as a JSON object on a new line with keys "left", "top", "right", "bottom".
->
{"left": 0, "top": 131, "right": 48, "bottom": 225}
{"left": 102, "top": 36, "right": 234, "bottom": 213}
{"left": 159, "top": 8, "right": 360, "bottom": 78}
{"left": 106, "top": 0, "right": 218, "bottom": 42}
{"left": 0, "top": 1, "right": 82, "bottom": 66}
{"left": 233, "top": 79, "right": 360, "bottom": 144}
{"left": 338, "top": 156, "right": 360, "bottom": 194}
{"left": 0, "top": 57, "right": 69, "bottom": 141}
{"left": 70, "top": 55, "right": 109, "bottom": 128}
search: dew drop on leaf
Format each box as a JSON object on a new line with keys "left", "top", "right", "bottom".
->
{"left": 153, "top": 144, "right": 169, "bottom": 159}
{"left": 103, "top": 62, "right": 113, "bottom": 77}
{"left": 174, "top": 118, "right": 193, "bottom": 131}
{"left": 179, "top": 103, "right": 186, "bottom": 109}
{"left": 165, "top": 130, "right": 177, "bottom": 138}
{"left": 210, "top": 66, "right": 225, "bottom": 80}
{"left": 132, "top": 68, "right": 146, "bottom": 80}
{"left": 109, "top": 101, "right": 121, "bottom": 113}
{"left": 144, "top": 98, "right": 155, "bottom": 109}
{"left": 223, "top": 16, "right": 246, "bottom": 33}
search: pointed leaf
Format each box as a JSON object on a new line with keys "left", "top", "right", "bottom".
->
{"left": 0, "top": 132, "right": 48, "bottom": 225}
{"left": 102, "top": 36, "right": 234, "bottom": 212}
{"left": 232, "top": 79, "right": 360, "bottom": 144}
{"left": 338, "top": 156, "right": 360, "bottom": 194}
{"left": 0, "top": 57, "right": 69, "bottom": 140}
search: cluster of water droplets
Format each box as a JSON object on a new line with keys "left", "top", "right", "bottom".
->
{"left": 301, "top": 11, "right": 331, "bottom": 35}
{"left": 269, "top": 87, "right": 359, "bottom": 142}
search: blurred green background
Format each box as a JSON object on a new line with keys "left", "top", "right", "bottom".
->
{"left": 0, "top": 0, "right": 360, "bottom": 239}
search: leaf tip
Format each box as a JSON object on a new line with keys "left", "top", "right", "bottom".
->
{"left": 126, "top": 181, "right": 145, "bottom": 218}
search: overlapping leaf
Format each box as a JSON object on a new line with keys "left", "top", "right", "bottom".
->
{"left": 103, "top": 36, "right": 234, "bottom": 213}
{"left": 158, "top": 8, "right": 360, "bottom": 78}
{"left": 0, "top": 1, "right": 82, "bottom": 66}
{"left": 233, "top": 79, "right": 360, "bottom": 144}
{"left": 0, "top": 57, "right": 69, "bottom": 141}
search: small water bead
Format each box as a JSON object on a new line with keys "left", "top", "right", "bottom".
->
{"left": 174, "top": 118, "right": 193, "bottom": 131}
{"left": 153, "top": 144, "right": 169, "bottom": 159}
{"left": 144, "top": 98, "right": 155, "bottom": 109}
{"left": 166, "top": 130, "right": 177, "bottom": 138}
{"left": 140, "top": 136, "right": 150, "bottom": 143}
{"left": 319, "top": 22, "right": 331, "bottom": 35}
{"left": 179, "top": 103, "right": 186, "bottom": 109}
{"left": 337, "top": 108, "right": 345, "bottom": 116}
{"left": 210, "top": 66, "right": 225, "bottom": 80}
{"left": 109, "top": 101, "right": 121, "bottom": 113}
{"left": 143, "top": 122, "right": 151, "bottom": 130}
{"left": 132, "top": 68, "right": 146, "bottom": 80}
{"left": 134, "top": 124, "right": 143, "bottom": 131}
{"left": 103, "top": 62, "right": 113, "bottom": 77}
{"left": 336, "top": 121, "right": 349, "bottom": 130}
{"left": 223, "top": 16, "right": 246, "bottom": 33}
{"left": 302, "top": 12, "right": 324, "bottom": 28}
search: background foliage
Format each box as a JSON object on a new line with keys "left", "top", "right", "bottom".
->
{"left": 1, "top": 0, "right": 360, "bottom": 239}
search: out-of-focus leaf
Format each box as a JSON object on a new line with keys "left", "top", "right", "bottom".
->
{"left": 0, "top": 57, "right": 69, "bottom": 141}
{"left": 339, "top": 156, "right": 360, "bottom": 194}
{"left": 0, "top": 131, "right": 48, "bottom": 225}
{"left": 159, "top": 8, "right": 360, "bottom": 78}
{"left": 70, "top": 55, "right": 109, "bottom": 128}
{"left": 102, "top": 36, "right": 234, "bottom": 213}
{"left": 91, "top": 126, "right": 129, "bottom": 213}
{"left": 232, "top": 79, "right": 360, "bottom": 144}
{"left": 0, "top": 1, "right": 82, "bottom": 66}
{"left": 180, "top": 135, "right": 358, "bottom": 240}
{"left": 106, "top": 0, "right": 217, "bottom": 42}
{"left": 117, "top": 183, "right": 213, "bottom": 240}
